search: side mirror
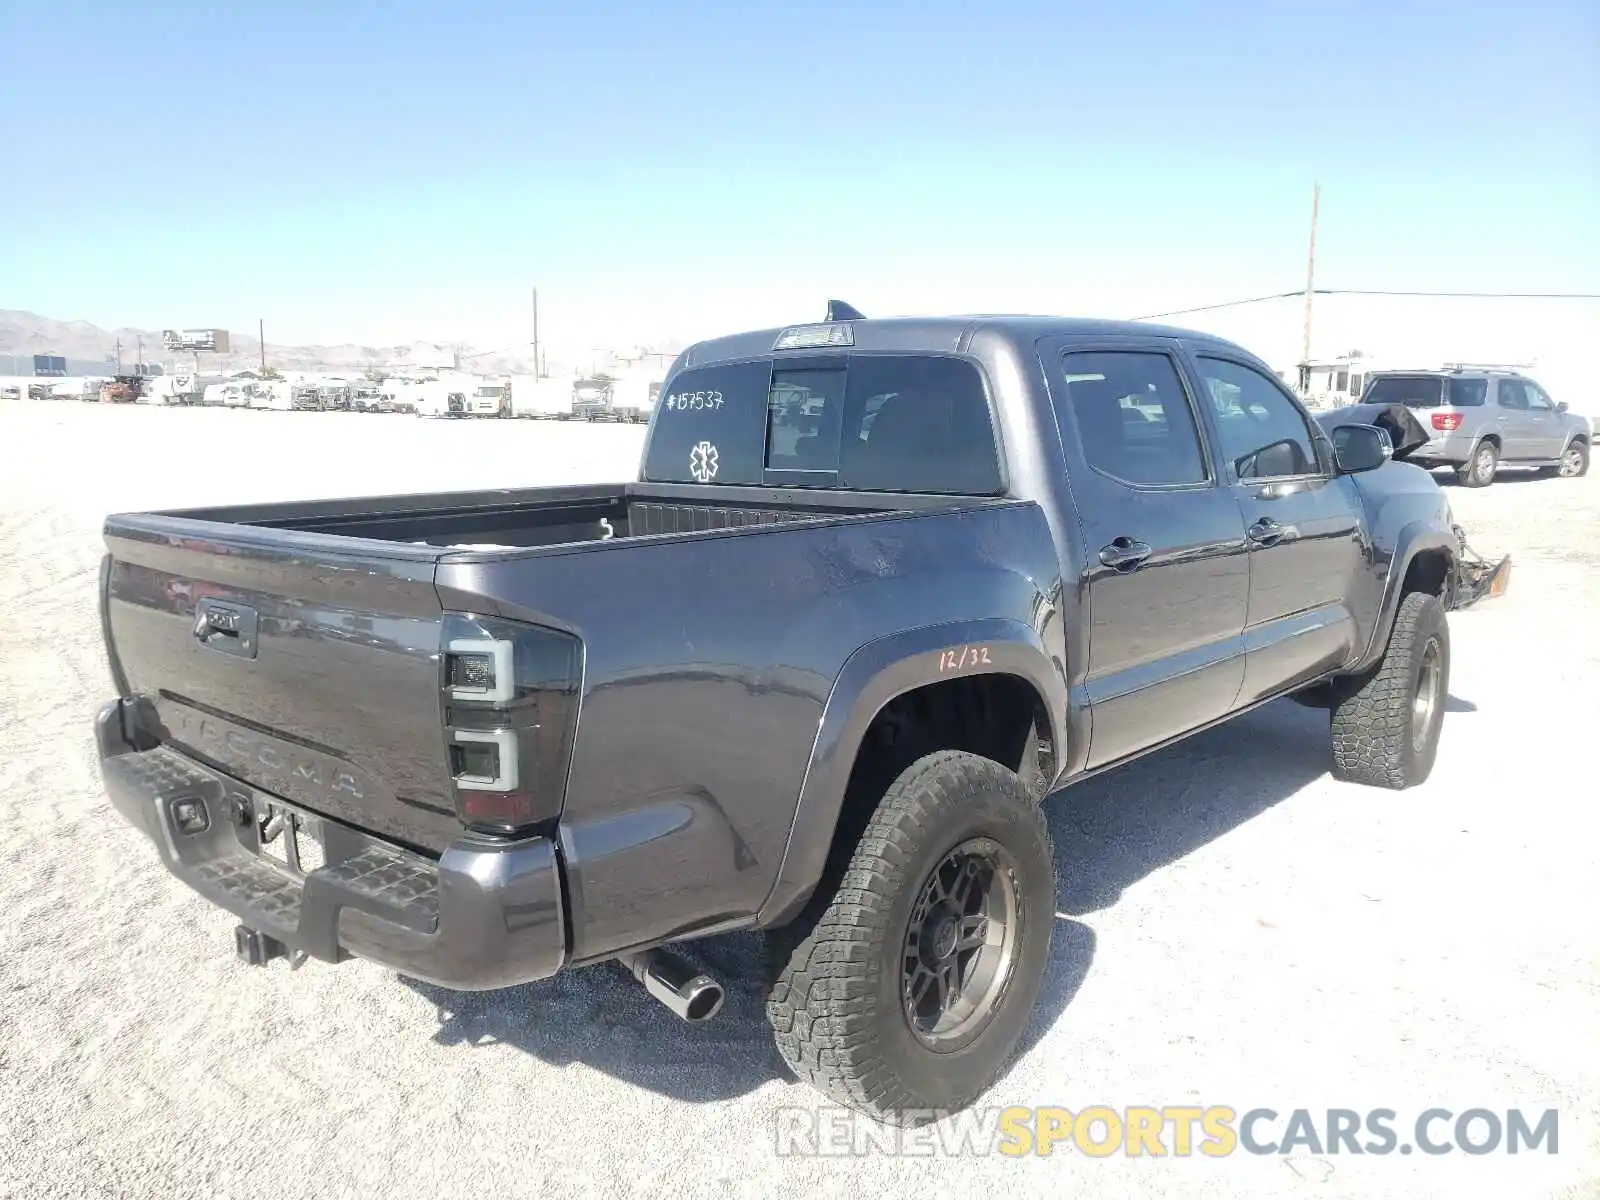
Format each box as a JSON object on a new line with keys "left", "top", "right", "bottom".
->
{"left": 1332, "top": 423, "right": 1393, "bottom": 474}
{"left": 1557, "top": 400, "right": 1569, "bottom": 413}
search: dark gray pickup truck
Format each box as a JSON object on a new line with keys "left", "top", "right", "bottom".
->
{"left": 92, "top": 309, "right": 1507, "bottom": 1123}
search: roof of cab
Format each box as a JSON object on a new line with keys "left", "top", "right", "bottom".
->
{"left": 675, "top": 314, "right": 1250, "bottom": 369}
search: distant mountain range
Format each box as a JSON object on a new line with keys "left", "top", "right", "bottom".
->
{"left": 0, "top": 310, "right": 598, "bottom": 377}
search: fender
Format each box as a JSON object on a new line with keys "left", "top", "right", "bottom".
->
{"left": 1350, "top": 519, "right": 1456, "bottom": 674}
{"left": 754, "top": 616, "right": 1068, "bottom": 928}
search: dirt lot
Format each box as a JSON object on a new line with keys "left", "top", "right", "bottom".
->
{"left": 2, "top": 400, "right": 1597, "bottom": 1200}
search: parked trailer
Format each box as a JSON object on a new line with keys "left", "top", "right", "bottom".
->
{"left": 508, "top": 374, "right": 574, "bottom": 419}
{"left": 609, "top": 370, "right": 664, "bottom": 424}
{"left": 571, "top": 376, "right": 619, "bottom": 421}
{"left": 203, "top": 382, "right": 258, "bottom": 409}
{"left": 52, "top": 377, "right": 110, "bottom": 402}
{"left": 248, "top": 381, "right": 296, "bottom": 411}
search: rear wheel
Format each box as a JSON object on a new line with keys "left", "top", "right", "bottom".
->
{"left": 1330, "top": 590, "right": 1449, "bottom": 789}
{"left": 1455, "top": 441, "right": 1498, "bottom": 487}
{"left": 764, "top": 750, "right": 1055, "bottom": 1124}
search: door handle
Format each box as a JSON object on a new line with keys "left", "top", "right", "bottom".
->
{"left": 1246, "top": 517, "right": 1284, "bottom": 547}
{"left": 1098, "top": 537, "right": 1153, "bottom": 571}
{"left": 194, "top": 599, "right": 260, "bottom": 659}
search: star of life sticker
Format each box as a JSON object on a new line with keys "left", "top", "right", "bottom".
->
{"left": 689, "top": 440, "right": 719, "bottom": 483}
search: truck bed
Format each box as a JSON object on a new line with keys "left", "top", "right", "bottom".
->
{"left": 99, "top": 481, "right": 1023, "bottom": 867}
{"left": 140, "top": 482, "right": 942, "bottom": 551}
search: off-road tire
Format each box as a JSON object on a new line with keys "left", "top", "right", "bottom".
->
{"left": 1455, "top": 440, "right": 1498, "bottom": 487}
{"left": 764, "top": 750, "right": 1055, "bottom": 1124}
{"left": 1330, "top": 590, "right": 1450, "bottom": 789}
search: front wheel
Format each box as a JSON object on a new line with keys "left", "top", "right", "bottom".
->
{"left": 1330, "top": 590, "right": 1450, "bottom": 789}
{"left": 1555, "top": 440, "right": 1589, "bottom": 478}
{"left": 764, "top": 750, "right": 1055, "bottom": 1124}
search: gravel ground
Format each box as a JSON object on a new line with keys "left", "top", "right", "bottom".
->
{"left": 1, "top": 400, "right": 1597, "bottom": 1200}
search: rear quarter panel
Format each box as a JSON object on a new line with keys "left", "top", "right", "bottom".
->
{"left": 436, "top": 501, "right": 1067, "bottom": 961}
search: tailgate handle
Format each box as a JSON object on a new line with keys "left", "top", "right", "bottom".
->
{"left": 194, "top": 599, "right": 259, "bottom": 659}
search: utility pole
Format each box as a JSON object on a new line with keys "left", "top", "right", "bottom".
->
{"left": 1299, "top": 182, "right": 1321, "bottom": 394}
{"left": 532, "top": 287, "right": 542, "bottom": 378}
{"left": 259, "top": 317, "right": 267, "bottom": 375}
{"left": 135, "top": 335, "right": 143, "bottom": 374}
{"left": 114, "top": 338, "right": 123, "bottom": 373}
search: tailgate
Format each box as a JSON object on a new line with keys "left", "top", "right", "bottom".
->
{"left": 102, "top": 515, "right": 460, "bottom": 853}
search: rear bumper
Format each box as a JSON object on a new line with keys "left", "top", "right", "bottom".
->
{"left": 1406, "top": 429, "right": 1476, "bottom": 467}
{"left": 95, "top": 698, "right": 567, "bottom": 990}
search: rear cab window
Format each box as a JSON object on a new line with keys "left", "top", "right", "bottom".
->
{"left": 643, "top": 354, "right": 1003, "bottom": 494}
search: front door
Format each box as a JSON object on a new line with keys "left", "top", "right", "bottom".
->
{"left": 1493, "top": 378, "right": 1539, "bottom": 459}
{"left": 1043, "top": 340, "right": 1251, "bottom": 768}
{"left": 1518, "top": 378, "right": 1567, "bottom": 458}
{"left": 1184, "top": 352, "right": 1368, "bottom": 703}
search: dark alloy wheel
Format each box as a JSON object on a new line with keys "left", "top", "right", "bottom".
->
{"left": 902, "top": 837, "right": 1021, "bottom": 1050}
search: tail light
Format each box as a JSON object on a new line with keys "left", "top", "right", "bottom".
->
{"left": 440, "top": 613, "right": 582, "bottom": 835}
{"left": 1431, "top": 412, "right": 1462, "bottom": 432}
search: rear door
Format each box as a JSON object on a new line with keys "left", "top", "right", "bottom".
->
{"left": 1041, "top": 339, "right": 1250, "bottom": 767}
{"left": 102, "top": 520, "right": 460, "bottom": 852}
{"left": 1185, "top": 351, "right": 1367, "bottom": 703}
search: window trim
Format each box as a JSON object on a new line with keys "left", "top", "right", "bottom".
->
{"left": 1055, "top": 346, "right": 1218, "bottom": 492}
{"left": 1192, "top": 351, "right": 1334, "bottom": 485}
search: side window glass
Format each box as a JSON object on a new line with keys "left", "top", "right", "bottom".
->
{"left": 1447, "top": 378, "right": 1487, "bottom": 407}
{"left": 1496, "top": 381, "right": 1527, "bottom": 410}
{"left": 1057, "top": 351, "right": 1208, "bottom": 486}
{"left": 838, "top": 356, "right": 1002, "bottom": 494}
{"left": 1524, "top": 382, "right": 1552, "bottom": 411}
{"left": 1196, "top": 357, "right": 1320, "bottom": 480}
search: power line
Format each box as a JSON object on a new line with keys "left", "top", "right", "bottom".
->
{"left": 1131, "top": 292, "right": 1300, "bottom": 321}
{"left": 1132, "top": 288, "right": 1600, "bottom": 322}
{"left": 1316, "top": 289, "right": 1600, "bottom": 300}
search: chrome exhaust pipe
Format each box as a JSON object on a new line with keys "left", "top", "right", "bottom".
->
{"left": 620, "top": 948, "right": 725, "bottom": 1023}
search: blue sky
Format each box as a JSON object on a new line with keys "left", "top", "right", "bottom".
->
{"left": 3, "top": 0, "right": 1596, "bottom": 357}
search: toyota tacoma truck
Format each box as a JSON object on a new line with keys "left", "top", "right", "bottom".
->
{"left": 92, "top": 307, "right": 1507, "bottom": 1124}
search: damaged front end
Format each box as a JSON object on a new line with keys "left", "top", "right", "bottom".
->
{"left": 1449, "top": 523, "right": 1511, "bottom": 610}
{"left": 1316, "top": 401, "right": 1511, "bottom": 611}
